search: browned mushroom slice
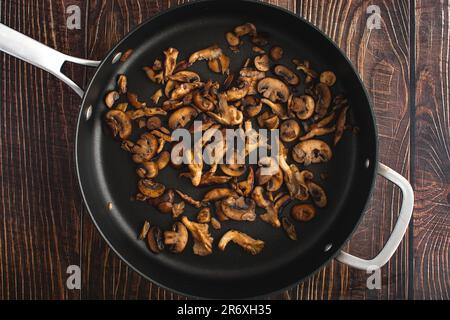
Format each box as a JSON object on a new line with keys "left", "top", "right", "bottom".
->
{"left": 300, "top": 126, "right": 336, "bottom": 141}
{"left": 147, "top": 226, "right": 164, "bottom": 254}
{"left": 261, "top": 98, "right": 288, "bottom": 119}
{"left": 207, "top": 93, "right": 243, "bottom": 126}
{"left": 149, "top": 189, "right": 174, "bottom": 214}
{"left": 138, "top": 220, "right": 151, "bottom": 240}
{"left": 172, "top": 201, "right": 185, "bottom": 218}
{"left": 105, "top": 109, "right": 132, "bottom": 140}
{"left": 310, "top": 112, "right": 335, "bottom": 131}
{"left": 163, "top": 47, "right": 179, "bottom": 79}
{"left": 307, "top": 181, "right": 327, "bottom": 208}
{"left": 117, "top": 75, "right": 127, "bottom": 94}
{"left": 137, "top": 161, "right": 159, "bottom": 179}
{"left": 105, "top": 90, "right": 119, "bottom": 108}
{"left": 181, "top": 216, "right": 213, "bottom": 256}
{"left": 131, "top": 133, "right": 158, "bottom": 163}
{"left": 150, "top": 89, "right": 163, "bottom": 104}
{"left": 164, "top": 222, "right": 188, "bottom": 253}
{"left": 251, "top": 186, "right": 282, "bottom": 227}
{"left": 202, "top": 188, "right": 237, "bottom": 204}
{"left": 252, "top": 46, "right": 265, "bottom": 54}
{"left": 274, "top": 65, "right": 299, "bottom": 86}
{"left": 208, "top": 54, "right": 230, "bottom": 74}
{"left": 293, "top": 59, "right": 318, "bottom": 83}
{"left": 291, "top": 203, "right": 316, "bottom": 222}
{"left": 173, "top": 60, "right": 189, "bottom": 73}
{"left": 146, "top": 116, "right": 161, "bottom": 130}
{"left": 193, "top": 91, "right": 216, "bottom": 112}
{"left": 278, "top": 157, "right": 309, "bottom": 201}
{"left": 126, "top": 107, "right": 166, "bottom": 120}
{"left": 257, "top": 111, "right": 279, "bottom": 129}
{"left": 292, "top": 140, "right": 332, "bottom": 165}
{"left": 225, "top": 82, "right": 250, "bottom": 102}
{"left": 280, "top": 119, "right": 301, "bottom": 142}
{"left": 188, "top": 45, "right": 223, "bottom": 65}
{"left": 239, "top": 68, "right": 265, "bottom": 95}
{"left": 258, "top": 77, "right": 289, "bottom": 103}
{"left": 175, "top": 190, "right": 202, "bottom": 208}
{"left": 185, "top": 149, "right": 203, "bottom": 187}
{"left": 288, "top": 95, "right": 315, "bottom": 120}
{"left": 196, "top": 207, "right": 211, "bottom": 224}
{"left": 220, "top": 163, "right": 246, "bottom": 177}
{"left": 251, "top": 33, "right": 268, "bottom": 46}
{"left": 220, "top": 196, "right": 256, "bottom": 221}
{"left": 236, "top": 167, "right": 254, "bottom": 197}
{"left": 143, "top": 66, "right": 164, "bottom": 84}
{"left": 167, "top": 106, "right": 198, "bottom": 130}
{"left": 281, "top": 217, "right": 297, "bottom": 240}
{"left": 138, "top": 179, "right": 165, "bottom": 199}
{"left": 127, "top": 92, "right": 146, "bottom": 109}
{"left": 168, "top": 71, "right": 200, "bottom": 83}
{"left": 210, "top": 217, "right": 221, "bottom": 230}
{"left": 170, "top": 82, "right": 204, "bottom": 100}
{"left": 242, "top": 95, "right": 262, "bottom": 117}
{"left": 270, "top": 46, "right": 283, "bottom": 61}
{"left": 155, "top": 151, "right": 170, "bottom": 170}
{"left": 314, "top": 83, "right": 332, "bottom": 118}
{"left": 226, "top": 31, "right": 240, "bottom": 47}
{"left": 320, "top": 71, "right": 336, "bottom": 87}
{"left": 218, "top": 230, "right": 264, "bottom": 255}
{"left": 233, "top": 23, "right": 257, "bottom": 37}
{"left": 334, "top": 106, "right": 349, "bottom": 145}
{"left": 116, "top": 102, "right": 128, "bottom": 112}
{"left": 254, "top": 54, "right": 269, "bottom": 72}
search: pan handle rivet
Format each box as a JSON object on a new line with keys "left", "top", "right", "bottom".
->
{"left": 324, "top": 243, "right": 333, "bottom": 252}
{"left": 365, "top": 159, "right": 370, "bottom": 168}
{"left": 85, "top": 105, "right": 93, "bottom": 120}
{"left": 112, "top": 52, "right": 122, "bottom": 64}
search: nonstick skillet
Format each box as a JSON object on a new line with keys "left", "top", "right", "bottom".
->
{"left": 0, "top": 0, "right": 413, "bottom": 299}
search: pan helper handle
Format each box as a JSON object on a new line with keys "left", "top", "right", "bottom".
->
{"left": 336, "top": 162, "right": 414, "bottom": 270}
{"left": 0, "top": 23, "right": 100, "bottom": 97}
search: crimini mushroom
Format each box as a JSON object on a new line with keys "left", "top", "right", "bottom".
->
{"left": 257, "top": 111, "right": 279, "bottom": 129}
{"left": 208, "top": 54, "right": 230, "bottom": 74}
{"left": 220, "top": 196, "right": 256, "bottom": 221}
{"left": 207, "top": 93, "right": 243, "bottom": 126}
{"left": 188, "top": 45, "right": 223, "bottom": 65}
{"left": 131, "top": 133, "right": 158, "bottom": 163}
{"left": 105, "top": 90, "right": 119, "bottom": 108}
{"left": 105, "top": 109, "right": 132, "bottom": 139}
{"left": 261, "top": 98, "right": 288, "bottom": 119}
{"left": 292, "top": 139, "right": 332, "bottom": 165}
{"left": 147, "top": 226, "right": 164, "bottom": 254}
{"left": 164, "top": 47, "right": 179, "bottom": 79}
{"left": 270, "top": 46, "right": 283, "bottom": 61}
{"left": 239, "top": 68, "right": 265, "bottom": 95}
{"left": 168, "top": 106, "right": 198, "bottom": 130}
{"left": 225, "top": 82, "right": 250, "bottom": 102}
{"left": 280, "top": 119, "right": 301, "bottom": 142}
{"left": 138, "top": 179, "right": 165, "bottom": 199}
{"left": 320, "top": 71, "right": 336, "bottom": 87}
{"left": 127, "top": 92, "right": 146, "bottom": 109}
{"left": 254, "top": 54, "right": 270, "bottom": 72}
{"left": 226, "top": 31, "right": 240, "bottom": 47}
{"left": 218, "top": 230, "right": 264, "bottom": 255}
{"left": 257, "top": 77, "right": 290, "bottom": 103}
{"left": 288, "top": 95, "right": 315, "bottom": 120}
{"left": 164, "top": 222, "right": 188, "bottom": 253}
{"left": 170, "top": 82, "right": 204, "bottom": 100}
{"left": 274, "top": 65, "right": 299, "bottom": 86}
{"left": 293, "top": 59, "right": 317, "bottom": 83}
{"left": 234, "top": 22, "right": 257, "bottom": 37}
{"left": 242, "top": 95, "right": 262, "bottom": 117}
{"left": 278, "top": 156, "right": 309, "bottom": 201}
{"left": 149, "top": 189, "right": 174, "bottom": 214}
{"left": 181, "top": 216, "right": 213, "bottom": 256}
{"left": 291, "top": 204, "right": 316, "bottom": 222}
{"left": 169, "top": 70, "right": 201, "bottom": 83}
{"left": 146, "top": 116, "right": 161, "bottom": 130}
{"left": 307, "top": 181, "right": 327, "bottom": 208}
{"left": 137, "top": 161, "right": 159, "bottom": 179}
{"left": 314, "top": 83, "right": 332, "bottom": 118}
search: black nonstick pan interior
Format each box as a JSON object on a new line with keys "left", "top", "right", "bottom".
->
{"left": 76, "top": 0, "right": 377, "bottom": 298}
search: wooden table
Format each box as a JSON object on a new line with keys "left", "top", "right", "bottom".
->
{"left": 0, "top": 0, "right": 448, "bottom": 300}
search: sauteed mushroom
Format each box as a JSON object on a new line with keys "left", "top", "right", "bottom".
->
{"left": 334, "top": 106, "right": 349, "bottom": 145}
{"left": 147, "top": 226, "right": 164, "bottom": 254}
{"left": 226, "top": 31, "right": 240, "bottom": 47}
{"left": 270, "top": 46, "right": 283, "bottom": 61}
{"left": 131, "top": 133, "right": 158, "bottom": 163}
{"left": 281, "top": 217, "right": 297, "bottom": 240}
{"left": 169, "top": 70, "right": 201, "bottom": 83}
{"left": 280, "top": 119, "right": 301, "bottom": 142}
{"left": 149, "top": 189, "right": 175, "bottom": 214}
{"left": 314, "top": 83, "right": 332, "bottom": 118}
{"left": 274, "top": 65, "right": 299, "bottom": 86}
{"left": 234, "top": 22, "right": 257, "bottom": 37}
{"left": 291, "top": 204, "right": 316, "bottom": 222}
{"left": 320, "top": 71, "right": 336, "bottom": 87}
{"left": 299, "top": 125, "right": 335, "bottom": 141}
{"left": 242, "top": 95, "right": 262, "bottom": 117}
{"left": 288, "top": 95, "right": 315, "bottom": 120}
{"left": 292, "top": 139, "right": 332, "bottom": 165}
{"left": 138, "top": 220, "right": 151, "bottom": 240}
{"left": 254, "top": 54, "right": 270, "bottom": 72}
{"left": 127, "top": 92, "right": 146, "bottom": 109}
{"left": 168, "top": 106, "right": 198, "bottom": 130}
{"left": 105, "top": 110, "right": 132, "bottom": 139}
{"left": 181, "top": 216, "right": 213, "bottom": 256}
{"left": 197, "top": 207, "right": 212, "bottom": 223}
{"left": 257, "top": 77, "right": 289, "bottom": 103}
{"left": 218, "top": 230, "right": 264, "bottom": 255}
{"left": 188, "top": 45, "right": 223, "bottom": 65}
{"left": 207, "top": 93, "right": 243, "bottom": 126}
{"left": 164, "top": 47, "right": 179, "bottom": 79}
{"left": 236, "top": 167, "right": 254, "bottom": 197}
{"left": 220, "top": 196, "right": 256, "bottom": 221}
{"left": 202, "top": 188, "right": 237, "bottom": 204}
{"left": 146, "top": 116, "right": 161, "bottom": 130}
{"left": 164, "top": 222, "right": 188, "bottom": 253}
{"left": 105, "top": 90, "right": 119, "bottom": 108}
{"left": 175, "top": 190, "right": 202, "bottom": 208}
{"left": 307, "top": 181, "right": 327, "bottom": 207}
{"left": 261, "top": 98, "right": 288, "bottom": 119}
{"left": 138, "top": 179, "right": 165, "bottom": 198}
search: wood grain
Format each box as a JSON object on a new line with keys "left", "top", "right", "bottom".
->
{"left": 414, "top": 0, "right": 450, "bottom": 300}
{"left": 0, "top": 0, "right": 86, "bottom": 299}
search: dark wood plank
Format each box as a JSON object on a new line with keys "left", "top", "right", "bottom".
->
{"left": 0, "top": 0, "right": 86, "bottom": 299}
{"left": 414, "top": 0, "right": 450, "bottom": 300}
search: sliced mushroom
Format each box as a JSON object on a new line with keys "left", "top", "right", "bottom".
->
{"left": 242, "top": 95, "right": 262, "bottom": 117}
{"left": 220, "top": 196, "right": 256, "bottom": 221}
{"left": 168, "top": 106, "right": 198, "bottom": 130}
{"left": 270, "top": 46, "right": 283, "bottom": 61}
{"left": 105, "top": 90, "right": 119, "bottom": 108}
{"left": 280, "top": 119, "right": 301, "bottom": 142}
{"left": 172, "top": 201, "right": 185, "bottom": 218}
{"left": 169, "top": 71, "right": 200, "bottom": 83}
{"left": 251, "top": 33, "right": 268, "bottom": 46}
{"left": 164, "top": 222, "right": 188, "bottom": 253}
{"left": 188, "top": 45, "right": 223, "bottom": 65}
{"left": 218, "top": 230, "right": 264, "bottom": 255}
{"left": 127, "top": 92, "right": 146, "bottom": 109}
{"left": 233, "top": 23, "right": 257, "bottom": 37}
{"left": 210, "top": 217, "right": 221, "bottom": 230}
{"left": 239, "top": 68, "right": 265, "bottom": 95}
{"left": 257, "top": 111, "right": 279, "bottom": 129}
{"left": 236, "top": 167, "right": 254, "bottom": 196}
{"left": 164, "top": 47, "right": 179, "bottom": 79}
{"left": 138, "top": 220, "right": 151, "bottom": 240}
{"left": 293, "top": 59, "right": 317, "bottom": 83}
{"left": 257, "top": 77, "right": 290, "bottom": 103}
{"left": 292, "top": 140, "right": 332, "bottom": 165}
{"left": 175, "top": 190, "right": 202, "bottom": 208}
{"left": 251, "top": 186, "right": 286, "bottom": 227}
{"left": 279, "top": 157, "right": 309, "bottom": 201}
{"left": 320, "top": 71, "right": 336, "bottom": 87}
{"left": 126, "top": 107, "right": 166, "bottom": 120}
{"left": 291, "top": 203, "right": 316, "bottom": 222}
{"left": 117, "top": 75, "right": 127, "bottom": 94}
{"left": 254, "top": 54, "right": 269, "bottom": 72}
{"left": 226, "top": 31, "right": 240, "bottom": 47}
{"left": 147, "top": 226, "right": 164, "bottom": 254}
{"left": 281, "top": 217, "right": 297, "bottom": 240}
{"left": 137, "top": 161, "right": 159, "bottom": 179}
{"left": 300, "top": 125, "right": 335, "bottom": 141}
{"left": 314, "top": 83, "right": 332, "bottom": 118}
{"left": 274, "top": 65, "right": 299, "bottom": 86}
{"left": 143, "top": 66, "right": 164, "bottom": 84}
{"left": 307, "top": 181, "right": 327, "bottom": 207}
{"left": 138, "top": 179, "right": 165, "bottom": 198}
{"left": 334, "top": 106, "right": 349, "bottom": 145}
{"left": 220, "top": 163, "right": 246, "bottom": 177}
{"left": 288, "top": 95, "right": 315, "bottom": 120}
{"left": 170, "top": 82, "right": 204, "bottom": 100}
{"left": 310, "top": 112, "right": 335, "bottom": 130}
{"left": 202, "top": 188, "right": 237, "bottom": 204}
{"left": 146, "top": 117, "right": 161, "bottom": 130}
{"left": 225, "top": 82, "right": 250, "bottom": 102}
{"left": 131, "top": 133, "right": 158, "bottom": 163}
{"left": 149, "top": 189, "right": 174, "bottom": 214}
{"left": 208, "top": 54, "right": 230, "bottom": 74}
{"left": 186, "top": 149, "right": 203, "bottom": 187}
{"left": 261, "top": 98, "right": 288, "bottom": 119}
{"left": 197, "top": 207, "right": 211, "bottom": 223}
{"left": 207, "top": 93, "right": 243, "bottom": 126}
{"left": 105, "top": 110, "right": 132, "bottom": 140}
{"left": 181, "top": 216, "right": 213, "bottom": 256}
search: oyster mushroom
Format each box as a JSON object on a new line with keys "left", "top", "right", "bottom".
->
{"left": 270, "top": 46, "right": 283, "bottom": 61}
{"left": 186, "top": 149, "right": 203, "bottom": 187}
{"left": 314, "top": 83, "right": 332, "bottom": 118}
{"left": 188, "top": 45, "right": 223, "bottom": 65}
{"left": 147, "top": 226, "right": 164, "bottom": 254}
{"left": 278, "top": 157, "right": 309, "bottom": 201}
{"left": 307, "top": 181, "right": 327, "bottom": 208}
{"left": 105, "top": 109, "right": 132, "bottom": 139}
{"left": 254, "top": 54, "right": 270, "bottom": 72}
{"left": 299, "top": 125, "right": 335, "bottom": 141}
{"left": 234, "top": 22, "right": 257, "bottom": 37}
{"left": 291, "top": 203, "right": 316, "bottom": 222}
{"left": 320, "top": 71, "right": 336, "bottom": 87}
{"left": 168, "top": 106, "right": 198, "bottom": 130}
{"left": 163, "top": 222, "right": 188, "bottom": 253}
{"left": 138, "top": 179, "right": 165, "bottom": 198}
{"left": 257, "top": 77, "right": 290, "bottom": 103}
{"left": 202, "top": 188, "right": 237, "bottom": 204}
{"left": 280, "top": 119, "right": 301, "bottom": 142}
{"left": 175, "top": 190, "right": 202, "bottom": 208}
{"left": 220, "top": 196, "right": 256, "bottom": 221}
{"left": 274, "top": 65, "right": 299, "bottom": 86}
{"left": 172, "top": 201, "right": 185, "bottom": 218}
{"left": 143, "top": 66, "right": 164, "bottom": 84}
{"left": 251, "top": 186, "right": 287, "bottom": 227}
{"left": 131, "top": 133, "right": 158, "bottom": 163}
{"left": 242, "top": 95, "right": 262, "bottom": 117}
{"left": 288, "top": 95, "right": 315, "bottom": 120}
{"left": 218, "top": 230, "right": 264, "bottom": 255}
{"left": 292, "top": 140, "right": 332, "bottom": 165}
{"left": 164, "top": 47, "right": 179, "bottom": 79}
{"left": 207, "top": 93, "right": 243, "bottom": 126}
{"left": 105, "top": 90, "right": 119, "bottom": 108}
{"left": 181, "top": 216, "right": 213, "bottom": 256}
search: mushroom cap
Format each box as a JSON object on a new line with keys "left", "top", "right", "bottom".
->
{"left": 242, "top": 95, "right": 262, "bottom": 117}
{"left": 131, "top": 133, "right": 159, "bottom": 163}
{"left": 254, "top": 54, "right": 270, "bottom": 72}
{"left": 320, "top": 71, "right": 336, "bottom": 87}
{"left": 164, "top": 222, "right": 188, "bottom": 253}
{"left": 307, "top": 182, "right": 327, "bottom": 208}
{"left": 138, "top": 179, "right": 165, "bottom": 198}
{"left": 270, "top": 46, "right": 283, "bottom": 61}
{"left": 274, "top": 65, "right": 299, "bottom": 86}
{"left": 105, "top": 109, "right": 132, "bottom": 140}
{"left": 168, "top": 106, "right": 198, "bottom": 130}
{"left": 292, "top": 139, "right": 333, "bottom": 165}
{"left": 257, "top": 77, "right": 290, "bottom": 103}
{"left": 280, "top": 119, "right": 301, "bottom": 142}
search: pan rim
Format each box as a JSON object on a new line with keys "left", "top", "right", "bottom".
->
{"left": 75, "top": 0, "right": 379, "bottom": 299}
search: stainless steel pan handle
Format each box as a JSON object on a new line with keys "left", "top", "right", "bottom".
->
{"left": 0, "top": 23, "right": 100, "bottom": 97}
{"left": 336, "top": 163, "right": 414, "bottom": 270}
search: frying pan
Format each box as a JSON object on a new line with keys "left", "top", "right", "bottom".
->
{"left": 0, "top": 0, "right": 413, "bottom": 299}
